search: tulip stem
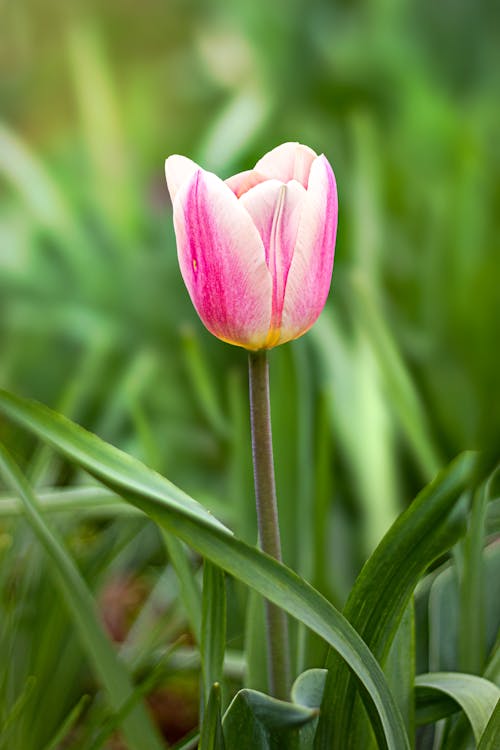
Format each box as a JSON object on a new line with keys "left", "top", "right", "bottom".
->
{"left": 248, "top": 349, "right": 290, "bottom": 700}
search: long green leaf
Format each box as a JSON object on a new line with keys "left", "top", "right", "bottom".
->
{"left": 162, "top": 531, "right": 202, "bottom": 644}
{"left": 0, "top": 389, "right": 409, "bottom": 750}
{"left": 458, "top": 483, "right": 489, "bottom": 674}
{"left": 40, "top": 695, "right": 91, "bottom": 750}
{"left": 200, "top": 683, "right": 225, "bottom": 750}
{"left": 415, "top": 672, "right": 500, "bottom": 744}
{"left": 0, "top": 444, "right": 165, "bottom": 750}
{"left": 315, "top": 451, "right": 475, "bottom": 749}
{"left": 201, "top": 562, "right": 227, "bottom": 705}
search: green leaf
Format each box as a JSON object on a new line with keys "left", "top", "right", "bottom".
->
{"left": 40, "top": 695, "right": 91, "bottom": 750}
{"left": 315, "top": 451, "right": 475, "bottom": 750}
{"left": 180, "top": 327, "right": 228, "bottom": 438}
{"left": 427, "top": 541, "right": 500, "bottom": 676}
{"left": 0, "top": 444, "right": 165, "bottom": 750}
{"left": 415, "top": 692, "right": 458, "bottom": 726}
{"left": 162, "top": 531, "right": 202, "bottom": 644}
{"left": 291, "top": 669, "right": 326, "bottom": 709}
{"left": 384, "top": 602, "right": 416, "bottom": 745}
{"left": 0, "top": 676, "right": 36, "bottom": 744}
{"left": 244, "top": 586, "right": 269, "bottom": 692}
{"left": 0, "top": 389, "right": 410, "bottom": 750}
{"left": 0, "top": 485, "right": 141, "bottom": 518}
{"left": 348, "top": 271, "right": 441, "bottom": 479}
{"left": 478, "top": 699, "right": 500, "bottom": 750}
{"left": 458, "top": 483, "right": 489, "bottom": 674}
{"left": 86, "top": 643, "right": 179, "bottom": 750}
{"left": 201, "top": 562, "right": 226, "bottom": 705}
{"left": 222, "top": 689, "right": 317, "bottom": 750}
{"left": 415, "top": 672, "right": 500, "bottom": 744}
{"left": 200, "top": 683, "right": 225, "bottom": 750}
{"left": 290, "top": 669, "right": 326, "bottom": 750}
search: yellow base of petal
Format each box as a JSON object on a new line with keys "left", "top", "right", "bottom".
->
{"left": 217, "top": 326, "right": 282, "bottom": 351}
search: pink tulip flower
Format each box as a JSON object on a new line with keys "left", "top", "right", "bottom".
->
{"left": 165, "top": 142, "right": 338, "bottom": 350}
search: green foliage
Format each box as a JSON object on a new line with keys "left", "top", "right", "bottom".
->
{"left": 1, "top": 1, "right": 499, "bottom": 747}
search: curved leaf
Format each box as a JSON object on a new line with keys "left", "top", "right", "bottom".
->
{"left": 316, "top": 451, "right": 476, "bottom": 749}
{"left": 415, "top": 672, "right": 500, "bottom": 744}
{"left": 0, "top": 389, "right": 409, "bottom": 750}
{"left": 222, "top": 689, "right": 317, "bottom": 750}
{"left": 291, "top": 669, "right": 326, "bottom": 709}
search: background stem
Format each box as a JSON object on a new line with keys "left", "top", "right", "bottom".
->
{"left": 248, "top": 349, "right": 291, "bottom": 699}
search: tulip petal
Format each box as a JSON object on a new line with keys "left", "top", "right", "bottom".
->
{"left": 165, "top": 155, "right": 200, "bottom": 203}
{"left": 225, "top": 169, "right": 268, "bottom": 198}
{"left": 280, "top": 155, "right": 337, "bottom": 343}
{"left": 173, "top": 169, "right": 273, "bottom": 349}
{"left": 255, "top": 142, "right": 318, "bottom": 188}
{"left": 240, "top": 179, "right": 306, "bottom": 337}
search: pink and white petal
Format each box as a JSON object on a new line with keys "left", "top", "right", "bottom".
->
{"left": 225, "top": 169, "right": 268, "bottom": 197}
{"left": 165, "top": 155, "right": 201, "bottom": 203}
{"left": 254, "top": 143, "right": 318, "bottom": 188}
{"left": 280, "top": 155, "right": 338, "bottom": 342}
{"left": 239, "top": 179, "right": 306, "bottom": 331}
{"left": 173, "top": 169, "right": 272, "bottom": 349}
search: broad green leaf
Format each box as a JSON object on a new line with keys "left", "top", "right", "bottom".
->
{"left": 201, "top": 562, "right": 227, "bottom": 705}
{"left": 315, "top": 451, "right": 475, "bottom": 749}
{"left": 291, "top": 669, "right": 326, "bottom": 750}
{"left": 415, "top": 672, "right": 500, "bottom": 744}
{"left": 200, "top": 683, "right": 225, "bottom": 750}
{"left": 478, "top": 699, "right": 500, "bottom": 750}
{"left": 384, "top": 602, "right": 415, "bottom": 745}
{"left": 0, "top": 444, "right": 165, "bottom": 750}
{"left": 0, "top": 389, "right": 410, "bottom": 750}
{"left": 428, "top": 542, "right": 500, "bottom": 676}
{"left": 291, "top": 669, "right": 327, "bottom": 709}
{"left": 458, "top": 483, "right": 489, "bottom": 674}
{"left": 415, "top": 693, "right": 458, "bottom": 726}
{"left": 0, "top": 390, "right": 227, "bottom": 534}
{"left": 222, "top": 688, "right": 317, "bottom": 750}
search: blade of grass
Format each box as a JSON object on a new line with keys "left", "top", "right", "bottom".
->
{"left": 0, "top": 486, "right": 140, "bottom": 518}
{"left": 199, "top": 683, "right": 225, "bottom": 750}
{"left": 201, "top": 562, "right": 226, "bottom": 708}
{"left": 162, "top": 531, "right": 202, "bottom": 645}
{"left": 40, "top": 695, "right": 91, "bottom": 750}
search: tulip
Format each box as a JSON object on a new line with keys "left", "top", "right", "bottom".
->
{"left": 165, "top": 142, "right": 338, "bottom": 350}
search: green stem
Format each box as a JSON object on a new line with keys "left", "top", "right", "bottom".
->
{"left": 248, "top": 349, "right": 291, "bottom": 699}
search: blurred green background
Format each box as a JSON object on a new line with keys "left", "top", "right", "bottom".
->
{"left": 1, "top": 0, "right": 499, "bottom": 746}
